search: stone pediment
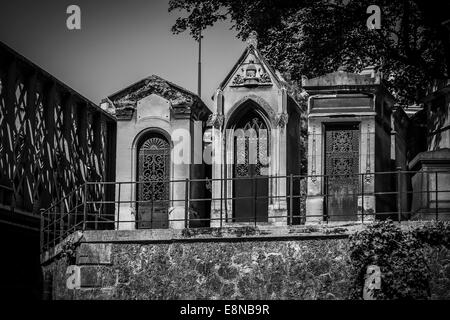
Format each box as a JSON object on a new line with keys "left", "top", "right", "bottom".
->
{"left": 107, "top": 75, "right": 210, "bottom": 120}
{"left": 218, "top": 32, "right": 284, "bottom": 91}
{"left": 229, "top": 50, "right": 274, "bottom": 88}
{"left": 136, "top": 94, "right": 170, "bottom": 122}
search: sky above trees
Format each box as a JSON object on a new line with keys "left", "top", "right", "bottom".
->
{"left": 170, "top": 0, "right": 450, "bottom": 106}
{"left": 0, "top": 0, "right": 246, "bottom": 110}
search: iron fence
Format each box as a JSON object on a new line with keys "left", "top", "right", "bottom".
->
{"left": 40, "top": 169, "right": 450, "bottom": 252}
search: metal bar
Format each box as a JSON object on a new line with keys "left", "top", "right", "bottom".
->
{"left": 36, "top": 169, "right": 450, "bottom": 253}
{"left": 397, "top": 167, "right": 402, "bottom": 223}
{"left": 59, "top": 203, "right": 64, "bottom": 241}
{"left": 427, "top": 171, "right": 430, "bottom": 209}
{"left": 361, "top": 173, "right": 364, "bottom": 224}
{"left": 185, "top": 178, "right": 189, "bottom": 228}
{"left": 117, "top": 183, "right": 121, "bottom": 230}
{"left": 151, "top": 182, "right": 154, "bottom": 228}
{"left": 53, "top": 206, "right": 56, "bottom": 248}
{"left": 435, "top": 171, "right": 439, "bottom": 221}
{"left": 40, "top": 209, "right": 44, "bottom": 253}
{"left": 220, "top": 174, "right": 223, "bottom": 228}
{"left": 73, "top": 190, "right": 78, "bottom": 230}
{"left": 325, "top": 175, "right": 328, "bottom": 223}
{"left": 83, "top": 183, "right": 87, "bottom": 230}
{"left": 47, "top": 209, "right": 50, "bottom": 252}
{"left": 253, "top": 177, "right": 257, "bottom": 227}
{"left": 289, "top": 174, "right": 293, "bottom": 226}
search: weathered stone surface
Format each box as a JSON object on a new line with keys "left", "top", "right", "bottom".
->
{"left": 45, "top": 239, "right": 353, "bottom": 300}
{"left": 76, "top": 243, "right": 112, "bottom": 265}
{"left": 42, "top": 227, "right": 450, "bottom": 300}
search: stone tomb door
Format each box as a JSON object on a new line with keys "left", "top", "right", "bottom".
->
{"left": 136, "top": 134, "right": 170, "bottom": 229}
{"left": 232, "top": 112, "right": 269, "bottom": 222}
{"left": 324, "top": 123, "right": 359, "bottom": 221}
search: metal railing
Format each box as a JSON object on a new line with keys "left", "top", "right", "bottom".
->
{"left": 40, "top": 169, "right": 450, "bottom": 252}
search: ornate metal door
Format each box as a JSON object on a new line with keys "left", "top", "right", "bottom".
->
{"left": 233, "top": 114, "right": 269, "bottom": 222}
{"left": 137, "top": 135, "right": 170, "bottom": 229}
{"left": 325, "top": 124, "right": 359, "bottom": 221}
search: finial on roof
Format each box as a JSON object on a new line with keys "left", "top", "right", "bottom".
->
{"left": 247, "top": 31, "right": 258, "bottom": 49}
{"left": 301, "top": 75, "right": 308, "bottom": 86}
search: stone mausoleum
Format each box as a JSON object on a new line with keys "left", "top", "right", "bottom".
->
{"left": 24, "top": 30, "right": 449, "bottom": 300}
{"left": 94, "top": 31, "right": 438, "bottom": 230}
{"left": 302, "top": 67, "right": 395, "bottom": 223}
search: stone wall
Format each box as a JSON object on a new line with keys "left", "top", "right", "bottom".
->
{"left": 41, "top": 225, "right": 450, "bottom": 300}
{"left": 43, "top": 235, "right": 352, "bottom": 299}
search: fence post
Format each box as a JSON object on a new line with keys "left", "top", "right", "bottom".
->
{"left": 151, "top": 182, "right": 154, "bottom": 228}
{"left": 253, "top": 177, "right": 257, "bottom": 228}
{"left": 47, "top": 209, "right": 50, "bottom": 252}
{"left": 325, "top": 175, "right": 328, "bottom": 223}
{"left": 53, "top": 205, "right": 56, "bottom": 248}
{"left": 94, "top": 183, "right": 98, "bottom": 231}
{"left": 185, "top": 178, "right": 189, "bottom": 229}
{"left": 220, "top": 177, "right": 223, "bottom": 228}
{"left": 59, "top": 202, "right": 64, "bottom": 242}
{"left": 117, "top": 183, "right": 121, "bottom": 230}
{"left": 289, "top": 174, "right": 293, "bottom": 226}
{"left": 435, "top": 171, "right": 439, "bottom": 221}
{"left": 40, "top": 209, "right": 44, "bottom": 253}
{"left": 361, "top": 173, "right": 364, "bottom": 224}
{"left": 74, "top": 188, "right": 78, "bottom": 230}
{"left": 397, "top": 167, "right": 402, "bottom": 223}
{"left": 83, "top": 183, "right": 87, "bottom": 230}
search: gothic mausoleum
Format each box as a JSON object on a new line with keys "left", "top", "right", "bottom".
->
{"left": 33, "top": 31, "right": 447, "bottom": 234}
{"left": 1, "top": 28, "right": 449, "bottom": 299}
{"left": 0, "top": 23, "right": 450, "bottom": 299}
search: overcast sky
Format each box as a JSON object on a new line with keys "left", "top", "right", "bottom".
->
{"left": 0, "top": 0, "right": 246, "bottom": 110}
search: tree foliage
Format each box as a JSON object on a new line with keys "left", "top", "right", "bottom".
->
{"left": 169, "top": 0, "right": 450, "bottom": 106}
{"left": 349, "top": 220, "right": 430, "bottom": 299}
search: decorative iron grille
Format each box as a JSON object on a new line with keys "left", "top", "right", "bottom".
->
{"left": 234, "top": 116, "right": 268, "bottom": 177}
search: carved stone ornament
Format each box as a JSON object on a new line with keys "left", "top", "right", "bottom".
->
{"left": 207, "top": 114, "right": 225, "bottom": 128}
{"left": 275, "top": 113, "right": 289, "bottom": 128}
{"left": 246, "top": 31, "right": 258, "bottom": 48}
{"left": 260, "top": 73, "right": 271, "bottom": 83}
{"left": 232, "top": 74, "right": 244, "bottom": 85}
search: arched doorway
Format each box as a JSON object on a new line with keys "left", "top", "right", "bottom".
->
{"left": 136, "top": 132, "right": 170, "bottom": 229}
{"left": 230, "top": 105, "right": 269, "bottom": 222}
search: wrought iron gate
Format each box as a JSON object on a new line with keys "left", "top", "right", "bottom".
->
{"left": 233, "top": 114, "right": 269, "bottom": 222}
{"left": 325, "top": 124, "right": 359, "bottom": 221}
{"left": 137, "top": 135, "right": 170, "bottom": 228}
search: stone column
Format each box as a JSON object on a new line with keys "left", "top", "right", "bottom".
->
{"left": 269, "top": 112, "right": 288, "bottom": 226}
{"left": 208, "top": 114, "right": 225, "bottom": 227}
{"left": 169, "top": 118, "right": 191, "bottom": 229}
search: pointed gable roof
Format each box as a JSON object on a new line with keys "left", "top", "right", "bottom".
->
{"left": 107, "top": 75, "right": 210, "bottom": 120}
{"left": 216, "top": 32, "right": 286, "bottom": 95}
{"left": 108, "top": 74, "right": 201, "bottom": 109}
